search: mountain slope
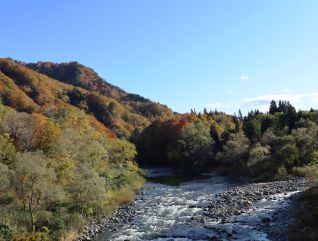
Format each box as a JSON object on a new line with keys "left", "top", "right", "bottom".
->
{"left": 0, "top": 59, "right": 147, "bottom": 240}
{"left": 25, "top": 61, "right": 174, "bottom": 121}
{"left": 0, "top": 58, "right": 155, "bottom": 139}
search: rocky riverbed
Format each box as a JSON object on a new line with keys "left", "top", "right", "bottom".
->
{"left": 205, "top": 178, "right": 307, "bottom": 221}
{"left": 77, "top": 169, "right": 308, "bottom": 241}
{"left": 203, "top": 178, "right": 308, "bottom": 241}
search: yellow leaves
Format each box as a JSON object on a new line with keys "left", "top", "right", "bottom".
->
{"left": 31, "top": 113, "right": 61, "bottom": 153}
{"left": 48, "top": 156, "right": 77, "bottom": 186}
{"left": 126, "top": 161, "right": 139, "bottom": 172}
{"left": 49, "top": 156, "right": 77, "bottom": 172}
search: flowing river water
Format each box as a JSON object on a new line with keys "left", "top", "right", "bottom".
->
{"left": 93, "top": 168, "right": 304, "bottom": 241}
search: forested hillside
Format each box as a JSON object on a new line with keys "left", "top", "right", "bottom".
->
{"left": 0, "top": 58, "right": 172, "bottom": 240}
{"left": 25, "top": 61, "right": 174, "bottom": 122}
{"left": 0, "top": 59, "right": 174, "bottom": 140}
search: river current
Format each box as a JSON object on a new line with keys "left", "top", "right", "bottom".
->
{"left": 94, "top": 168, "right": 296, "bottom": 241}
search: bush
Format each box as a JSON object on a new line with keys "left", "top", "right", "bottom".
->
{"left": 0, "top": 224, "right": 13, "bottom": 241}
{"left": 276, "top": 144, "right": 299, "bottom": 171}
{"left": 276, "top": 165, "right": 288, "bottom": 177}
{"left": 293, "top": 164, "right": 318, "bottom": 180}
{"left": 12, "top": 232, "right": 49, "bottom": 241}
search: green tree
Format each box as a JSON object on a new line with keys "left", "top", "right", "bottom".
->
{"left": 76, "top": 136, "right": 108, "bottom": 168}
{"left": 238, "top": 109, "right": 243, "bottom": 121}
{"left": 276, "top": 144, "right": 299, "bottom": 171}
{"left": 261, "top": 115, "right": 274, "bottom": 134}
{"left": 291, "top": 121, "right": 318, "bottom": 164}
{"left": 243, "top": 112, "right": 262, "bottom": 139}
{"left": 0, "top": 163, "right": 10, "bottom": 193}
{"left": 68, "top": 164, "right": 106, "bottom": 212}
{"left": 247, "top": 143, "right": 271, "bottom": 167}
{"left": 168, "top": 121, "right": 214, "bottom": 171}
{"left": 232, "top": 115, "right": 240, "bottom": 133}
{"left": 3, "top": 111, "right": 37, "bottom": 151}
{"left": 210, "top": 124, "right": 222, "bottom": 153}
{"left": 217, "top": 132, "right": 250, "bottom": 165}
{"left": 0, "top": 134, "right": 16, "bottom": 167}
{"left": 269, "top": 100, "right": 278, "bottom": 114}
{"left": 12, "top": 152, "right": 64, "bottom": 233}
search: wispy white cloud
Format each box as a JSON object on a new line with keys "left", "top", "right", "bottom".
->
{"left": 205, "top": 92, "right": 318, "bottom": 114}
{"left": 304, "top": 92, "right": 318, "bottom": 104}
{"left": 241, "top": 94, "right": 302, "bottom": 107}
{"left": 205, "top": 102, "right": 235, "bottom": 110}
{"left": 240, "top": 75, "right": 249, "bottom": 80}
{"left": 282, "top": 88, "right": 292, "bottom": 93}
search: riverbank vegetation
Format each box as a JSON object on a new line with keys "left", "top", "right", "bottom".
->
{"left": 0, "top": 102, "right": 145, "bottom": 240}
{"left": 0, "top": 58, "right": 150, "bottom": 240}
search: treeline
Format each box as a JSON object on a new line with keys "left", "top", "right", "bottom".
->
{"left": 137, "top": 101, "right": 318, "bottom": 179}
{"left": 136, "top": 111, "right": 237, "bottom": 173}
{"left": 0, "top": 102, "right": 144, "bottom": 240}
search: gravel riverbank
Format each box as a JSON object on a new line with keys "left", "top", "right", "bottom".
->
{"left": 76, "top": 202, "right": 137, "bottom": 241}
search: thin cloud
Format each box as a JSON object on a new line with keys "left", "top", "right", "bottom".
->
{"left": 240, "top": 75, "right": 249, "bottom": 80}
{"left": 304, "top": 92, "right": 318, "bottom": 103}
{"left": 282, "top": 88, "right": 292, "bottom": 93}
{"left": 241, "top": 94, "right": 302, "bottom": 107}
{"left": 205, "top": 92, "right": 318, "bottom": 114}
{"left": 205, "top": 102, "right": 234, "bottom": 110}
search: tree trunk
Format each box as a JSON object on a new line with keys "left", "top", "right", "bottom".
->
{"left": 28, "top": 198, "right": 35, "bottom": 234}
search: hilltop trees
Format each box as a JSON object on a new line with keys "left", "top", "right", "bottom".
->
{"left": 269, "top": 100, "right": 278, "bottom": 114}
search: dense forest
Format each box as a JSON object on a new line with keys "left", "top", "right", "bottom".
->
{"left": 0, "top": 58, "right": 317, "bottom": 240}
{"left": 138, "top": 100, "right": 318, "bottom": 180}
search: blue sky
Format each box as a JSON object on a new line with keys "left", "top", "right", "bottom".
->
{"left": 1, "top": 0, "right": 318, "bottom": 114}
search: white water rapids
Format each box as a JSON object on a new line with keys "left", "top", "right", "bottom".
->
{"left": 94, "top": 168, "right": 297, "bottom": 241}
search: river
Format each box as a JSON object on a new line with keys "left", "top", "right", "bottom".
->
{"left": 93, "top": 168, "right": 305, "bottom": 241}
